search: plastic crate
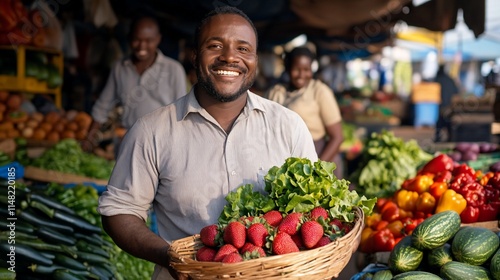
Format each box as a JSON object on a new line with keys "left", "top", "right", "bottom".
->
{"left": 414, "top": 102, "right": 439, "bottom": 127}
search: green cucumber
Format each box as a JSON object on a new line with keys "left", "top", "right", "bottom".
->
{"left": 0, "top": 243, "right": 53, "bottom": 266}
{"left": 28, "top": 192, "right": 76, "bottom": 215}
{"left": 392, "top": 271, "right": 442, "bottom": 279}
{"left": 411, "top": 210, "right": 460, "bottom": 250}
{"left": 75, "top": 239, "right": 109, "bottom": 258}
{"left": 389, "top": 236, "right": 424, "bottom": 273}
{"left": 0, "top": 219, "right": 36, "bottom": 234}
{"left": 53, "top": 253, "right": 87, "bottom": 271}
{"left": 17, "top": 209, "right": 74, "bottom": 234}
{"left": 440, "top": 260, "right": 491, "bottom": 280}
{"left": 452, "top": 226, "right": 499, "bottom": 265}
{"left": 427, "top": 243, "right": 453, "bottom": 268}
{"left": 37, "top": 226, "right": 76, "bottom": 246}
{"left": 52, "top": 269, "right": 86, "bottom": 280}
{"left": 74, "top": 251, "right": 109, "bottom": 264}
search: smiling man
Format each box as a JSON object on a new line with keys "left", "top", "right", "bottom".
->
{"left": 97, "top": 6, "right": 317, "bottom": 279}
{"left": 86, "top": 15, "right": 187, "bottom": 154}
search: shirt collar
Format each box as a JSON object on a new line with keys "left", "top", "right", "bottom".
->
{"left": 122, "top": 49, "right": 164, "bottom": 67}
{"left": 180, "top": 87, "right": 266, "bottom": 120}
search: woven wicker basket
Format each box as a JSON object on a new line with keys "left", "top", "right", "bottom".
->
{"left": 168, "top": 207, "right": 364, "bottom": 279}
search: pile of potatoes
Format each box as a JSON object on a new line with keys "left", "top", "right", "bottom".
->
{"left": 0, "top": 91, "right": 92, "bottom": 142}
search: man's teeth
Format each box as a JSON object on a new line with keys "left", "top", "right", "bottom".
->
{"left": 216, "top": 70, "right": 239, "bottom": 76}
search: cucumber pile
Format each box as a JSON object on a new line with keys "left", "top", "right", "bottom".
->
{"left": 0, "top": 184, "right": 118, "bottom": 279}
{"left": 372, "top": 210, "right": 500, "bottom": 279}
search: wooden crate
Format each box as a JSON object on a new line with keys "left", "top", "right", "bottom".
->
{"left": 24, "top": 166, "right": 108, "bottom": 186}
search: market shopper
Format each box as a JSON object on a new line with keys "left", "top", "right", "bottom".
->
{"left": 84, "top": 15, "right": 187, "bottom": 153}
{"left": 97, "top": 6, "right": 318, "bottom": 280}
{"left": 434, "top": 64, "right": 459, "bottom": 142}
{"left": 266, "top": 47, "right": 344, "bottom": 178}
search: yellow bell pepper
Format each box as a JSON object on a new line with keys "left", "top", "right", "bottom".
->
{"left": 395, "top": 189, "right": 419, "bottom": 212}
{"left": 416, "top": 192, "right": 436, "bottom": 213}
{"left": 435, "top": 189, "right": 467, "bottom": 215}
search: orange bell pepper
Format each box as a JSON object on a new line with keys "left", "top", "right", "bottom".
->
{"left": 365, "top": 213, "right": 382, "bottom": 230}
{"left": 435, "top": 189, "right": 467, "bottom": 214}
{"left": 416, "top": 192, "right": 436, "bottom": 213}
{"left": 480, "top": 172, "right": 495, "bottom": 186}
{"left": 429, "top": 182, "right": 448, "bottom": 200}
{"left": 359, "top": 227, "right": 375, "bottom": 253}
{"left": 395, "top": 189, "right": 419, "bottom": 212}
{"left": 404, "top": 174, "right": 434, "bottom": 193}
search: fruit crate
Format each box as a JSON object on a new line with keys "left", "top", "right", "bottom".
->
{"left": 0, "top": 44, "right": 63, "bottom": 108}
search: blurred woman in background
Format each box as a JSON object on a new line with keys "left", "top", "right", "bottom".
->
{"left": 266, "top": 47, "right": 344, "bottom": 177}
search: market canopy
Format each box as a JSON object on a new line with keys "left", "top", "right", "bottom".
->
{"left": 100, "top": 0, "right": 487, "bottom": 60}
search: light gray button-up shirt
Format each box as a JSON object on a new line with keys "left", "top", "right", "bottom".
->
{"left": 97, "top": 89, "right": 318, "bottom": 279}
{"left": 91, "top": 50, "right": 187, "bottom": 129}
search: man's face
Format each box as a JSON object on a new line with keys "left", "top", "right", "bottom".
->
{"left": 195, "top": 14, "right": 258, "bottom": 102}
{"left": 130, "top": 19, "right": 161, "bottom": 62}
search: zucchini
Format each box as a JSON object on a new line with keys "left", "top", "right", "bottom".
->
{"left": 0, "top": 230, "right": 37, "bottom": 240}
{"left": 52, "top": 269, "right": 86, "bottom": 280}
{"left": 0, "top": 243, "right": 53, "bottom": 266}
{"left": 27, "top": 192, "right": 75, "bottom": 215}
{"left": 74, "top": 251, "right": 109, "bottom": 264}
{"left": 74, "top": 232, "right": 104, "bottom": 247}
{"left": 0, "top": 219, "right": 36, "bottom": 234}
{"left": 30, "top": 200, "right": 101, "bottom": 234}
{"left": 53, "top": 253, "right": 87, "bottom": 271}
{"left": 0, "top": 236, "right": 76, "bottom": 257}
{"left": 75, "top": 239, "right": 109, "bottom": 258}
{"left": 37, "top": 226, "right": 76, "bottom": 246}
{"left": 17, "top": 209, "right": 74, "bottom": 234}
{"left": 88, "top": 265, "right": 112, "bottom": 280}
{"left": 0, "top": 267, "right": 15, "bottom": 280}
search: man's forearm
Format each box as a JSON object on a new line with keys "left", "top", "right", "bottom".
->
{"left": 102, "top": 214, "right": 171, "bottom": 267}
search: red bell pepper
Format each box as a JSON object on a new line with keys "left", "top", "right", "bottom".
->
{"left": 449, "top": 173, "right": 476, "bottom": 192}
{"left": 373, "top": 228, "right": 396, "bottom": 252}
{"left": 460, "top": 205, "right": 480, "bottom": 223}
{"left": 419, "top": 154, "right": 454, "bottom": 175}
{"left": 401, "top": 217, "right": 417, "bottom": 235}
{"left": 478, "top": 202, "right": 500, "bottom": 222}
{"left": 487, "top": 172, "right": 500, "bottom": 189}
{"left": 434, "top": 171, "right": 452, "bottom": 183}
{"left": 484, "top": 185, "right": 500, "bottom": 203}
{"left": 458, "top": 182, "right": 486, "bottom": 207}
{"left": 453, "top": 164, "right": 476, "bottom": 178}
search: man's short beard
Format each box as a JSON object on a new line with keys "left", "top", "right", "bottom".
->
{"left": 196, "top": 65, "right": 255, "bottom": 103}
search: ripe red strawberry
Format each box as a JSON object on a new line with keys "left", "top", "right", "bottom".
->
{"left": 330, "top": 218, "right": 343, "bottom": 233}
{"left": 222, "top": 252, "right": 243, "bottom": 263}
{"left": 310, "top": 206, "right": 328, "bottom": 221}
{"left": 214, "top": 244, "right": 238, "bottom": 262}
{"left": 223, "top": 221, "right": 246, "bottom": 249}
{"left": 290, "top": 233, "right": 304, "bottom": 249}
{"left": 263, "top": 210, "right": 283, "bottom": 227}
{"left": 277, "top": 212, "right": 302, "bottom": 235}
{"left": 272, "top": 232, "right": 299, "bottom": 255}
{"left": 200, "top": 224, "right": 219, "bottom": 247}
{"left": 247, "top": 223, "right": 269, "bottom": 247}
{"left": 312, "top": 236, "right": 331, "bottom": 249}
{"left": 301, "top": 220, "right": 324, "bottom": 249}
{"left": 196, "top": 246, "right": 217, "bottom": 262}
{"left": 343, "top": 222, "right": 353, "bottom": 234}
{"left": 240, "top": 243, "right": 266, "bottom": 258}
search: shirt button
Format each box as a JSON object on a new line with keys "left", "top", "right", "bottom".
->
{"left": 231, "top": 171, "right": 236, "bottom": 176}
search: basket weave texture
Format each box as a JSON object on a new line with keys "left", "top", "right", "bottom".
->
{"left": 168, "top": 207, "right": 364, "bottom": 279}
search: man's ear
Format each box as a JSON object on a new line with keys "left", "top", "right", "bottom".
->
{"left": 191, "top": 52, "right": 197, "bottom": 69}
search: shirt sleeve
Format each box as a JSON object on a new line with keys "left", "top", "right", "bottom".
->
{"left": 316, "top": 81, "right": 342, "bottom": 126}
{"left": 91, "top": 64, "right": 119, "bottom": 124}
{"left": 97, "top": 118, "right": 158, "bottom": 221}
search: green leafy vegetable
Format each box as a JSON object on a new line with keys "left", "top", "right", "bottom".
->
{"left": 264, "top": 157, "right": 376, "bottom": 222}
{"left": 218, "top": 184, "right": 275, "bottom": 225}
